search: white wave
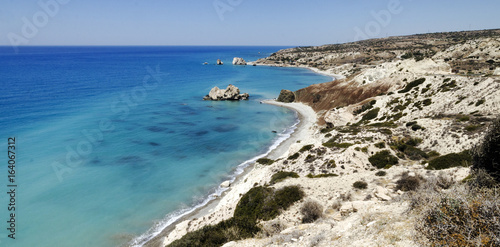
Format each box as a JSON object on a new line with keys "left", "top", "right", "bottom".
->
{"left": 129, "top": 115, "right": 300, "bottom": 247}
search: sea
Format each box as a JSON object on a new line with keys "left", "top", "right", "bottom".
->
{"left": 0, "top": 46, "right": 331, "bottom": 247}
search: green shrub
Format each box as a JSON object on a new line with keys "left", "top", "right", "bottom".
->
{"left": 354, "top": 100, "right": 377, "bottom": 115}
{"left": 169, "top": 185, "right": 305, "bottom": 247}
{"left": 273, "top": 186, "right": 305, "bottom": 212}
{"left": 422, "top": 98, "right": 432, "bottom": 106}
{"left": 306, "top": 173, "right": 338, "bottom": 178}
{"left": 411, "top": 124, "right": 423, "bottom": 131}
{"left": 369, "top": 150, "right": 399, "bottom": 169}
{"left": 301, "top": 200, "right": 323, "bottom": 223}
{"left": 406, "top": 121, "right": 418, "bottom": 127}
{"left": 457, "top": 115, "right": 470, "bottom": 122}
{"left": 472, "top": 116, "right": 500, "bottom": 184}
{"left": 323, "top": 142, "right": 354, "bottom": 149}
{"left": 475, "top": 99, "right": 485, "bottom": 106}
{"left": 427, "top": 151, "right": 440, "bottom": 157}
{"left": 325, "top": 159, "right": 336, "bottom": 168}
{"left": 404, "top": 146, "right": 429, "bottom": 160}
{"left": 360, "top": 108, "right": 380, "bottom": 122}
{"left": 270, "top": 171, "right": 299, "bottom": 184}
{"left": 299, "top": 144, "right": 314, "bottom": 153}
{"left": 399, "top": 78, "right": 426, "bottom": 93}
{"left": 353, "top": 181, "right": 368, "bottom": 189}
{"left": 426, "top": 151, "right": 472, "bottom": 170}
{"left": 288, "top": 152, "right": 300, "bottom": 160}
{"left": 465, "top": 124, "right": 480, "bottom": 132}
{"left": 361, "top": 147, "right": 369, "bottom": 153}
{"left": 256, "top": 158, "right": 275, "bottom": 165}
{"left": 374, "top": 142, "right": 386, "bottom": 148}
{"left": 375, "top": 171, "right": 387, "bottom": 176}
{"left": 379, "top": 128, "right": 393, "bottom": 135}
{"left": 305, "top": 154, "right": 316, "bottom": 163}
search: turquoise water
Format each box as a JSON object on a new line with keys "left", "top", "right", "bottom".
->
{"left": 0, "top": 46, "right": 330, "bottom": 247}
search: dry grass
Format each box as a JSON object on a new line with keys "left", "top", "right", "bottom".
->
{"left": 409, "top": 179, "right": 500, "bottom": 246}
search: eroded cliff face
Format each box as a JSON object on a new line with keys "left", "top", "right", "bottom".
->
{"left": 293, "top": 80, "right": 391, "bottom": 113}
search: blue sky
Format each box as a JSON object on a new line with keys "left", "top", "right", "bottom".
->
{"left": 1, "top": 0, "right": 499, "bottom": 46}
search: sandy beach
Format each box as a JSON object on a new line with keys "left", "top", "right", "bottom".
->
{"left": 141, "top": 100, "right": 319, "bottom": 247}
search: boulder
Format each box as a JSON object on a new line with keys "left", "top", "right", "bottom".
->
{"left": 277, "top": 89, "right": 295, "bottom": 103}
{"left": 220, "top": 181, "right": 231, "bottom": 188}
{"left": 374, "top": 186, "right": 392, "bottom": 201}
{"left": 232, "top": 57, "right": 247, "bottom": 65}
{"left": 203, "top": 84, "right": 250, "bottom": 101}
{"left": 217, "top": 59, "right": 223, "bottom": 65}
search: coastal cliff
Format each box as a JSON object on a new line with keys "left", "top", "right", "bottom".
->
{"left": 153, "top": 29, "right": 500, "bottom": 247}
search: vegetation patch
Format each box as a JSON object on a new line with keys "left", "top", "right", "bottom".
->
{"left": 359, "top": 108, "right": 380, "bottom": 123}
{"left": 256, "top": 158, "right": 275, "bottom": 165}
{"left": 353, "top": 181, "right": 368, "bottom": 189}
{"left": 301, "top": 201, "right": 323, "bottom": 223}
{"left": 457, "top": 115, "right": 470, "bottom": 122}
{"left": 299, "top": 144, "right": 314, "bottom": 153}
{"left": 414, "top": 189, "right": 500, "bottom": 247}
{"left": 426, "top": 151, "right": 472, "bottom": 170}
{"left": 270, "top": 171, "right": 299, "bottom": 184}
{"left": 411, "top": 124, "right": 423, "bottom": 131}
{"left": 375, "top": 171, "right": 387, "bottom": 176}
{"left": 288, "top": 152, "right": 300, "bottom": 160}
{"left": 368, "top": 121, "right": 397, "bottom": 128}
{"left": 354, "top": 100, "right": 376, "bottom": 115}
{"left": 323, "top": 142, "right": 354, "bottom": 149}
{"left": 475, "top": 98, "right": 485, "bottom": 106}
{"left": 396, "top": 173, "right": 423, "bottom": 191}
{"left": 399, "top": 78, "right": 426, "bottom": 93}
{"left": 472, "top": 116, "right": 500, "bottom": 184}
{"left": 374, "top": 142, "right": 386, "bottom": 148}
{"left": 168, "top": 185, "right": 304, "bottom": 247}
{"left": 465, "top": 124, "right": 480, "bottom": 132}
{"left": 368, "top": 150, "right": 399, "bottom": 169}
{"left": 306, "top": 173, "right": 338, "bottom": 178}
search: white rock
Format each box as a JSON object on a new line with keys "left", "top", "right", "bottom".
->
{"left": 221, "top": 181, "right": 231, "bottom": 188}
{"left": 217, "top": 59, "right": 223, "bottom": 65}
{"left": 232, "top": 57, "right": 247, "bottom": 65}
{"left": 374, "top": 186, "right": 392, "bottom": 201}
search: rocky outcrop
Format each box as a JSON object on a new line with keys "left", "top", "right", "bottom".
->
{"left": 203, "top": 84, "right": 249, "bottom": 101}
{"left": 217, "top": 59, "right": 223, "bottom": 65}
{"left": 232, "top": 57, "right": 247, "bottom": 65}
{"left": 276, "top": 89, "right": 295, "bottom": 103}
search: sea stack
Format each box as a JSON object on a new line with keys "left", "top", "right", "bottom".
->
{"left": 277, "top": 89, "right": 295, "bottom": 103}
{"left": 232, "top": 57, "right": 247, "bottom": 65}
{"left": 217, "top": 59, "right": 223, "bottom": 65}
{"left": 203, "top": 84, "right": 249, "bottom": 101}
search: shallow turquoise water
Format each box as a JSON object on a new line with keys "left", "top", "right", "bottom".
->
{"left": 0, "top": 46, "right": 330, "bottom": 247}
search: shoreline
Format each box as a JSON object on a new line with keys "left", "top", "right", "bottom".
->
{"left": 248, "top": 61, "right": 345, "bottom": 81}
{"left": 139, "top": 100, "right": 318, "bottom": 247}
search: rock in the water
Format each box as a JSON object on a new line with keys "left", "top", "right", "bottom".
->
{"left": 277, "top": 89, "right": 295, "bottom": 103}
{"left": 203, "top": 84, "right": 250, "bottom": 101}
{"left": 217, "top": 59, "right": 223, "bottom": 65}
{"left": 232, "top": 57, "right": 247, "bottom": 65}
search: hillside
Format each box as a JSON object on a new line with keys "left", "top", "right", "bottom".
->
{"left": 161, "top": 30, "right": 500, "bottom": 247}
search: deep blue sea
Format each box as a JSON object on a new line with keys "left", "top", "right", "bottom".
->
{"left": 0, "top": 46, "right": 330, "bottom": 247}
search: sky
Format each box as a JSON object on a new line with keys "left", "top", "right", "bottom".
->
{"left": 1, "top": 0, "right": 499, "bottom": 46}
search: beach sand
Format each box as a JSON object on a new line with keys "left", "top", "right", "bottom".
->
{"left": 141, "top": 100, "right": 318, "bottom": 247}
